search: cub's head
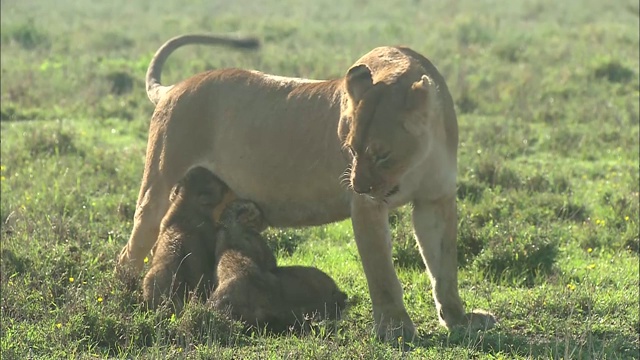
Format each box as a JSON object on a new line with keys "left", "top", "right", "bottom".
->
{"left": 215, "top": 199, "right": 271, "bottom": 267}
{"left": 169, "top": 166, "right": 236, "bottom": 221}
{"left": 218, "top": 199, "right": 267, "bottom": 233}
{"left": 338, "top": 48, "right": 443, "bottom": 201}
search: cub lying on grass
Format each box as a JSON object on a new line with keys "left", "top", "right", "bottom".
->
{"left": 142, "top": 166, "right": 236, "bottom": 311}
{"left": 210, "top": 199, "right": 348, "bottom": 333}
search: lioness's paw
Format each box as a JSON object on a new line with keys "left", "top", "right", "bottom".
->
{"left": 114, "top": 247, "right": 143, "bottom": 286}
{"left": 458, "top": 309, "right": 497, "bottom": 332}
{"left": 467, "top": 309, "right": 497, "bottom": 331}
{"left": 374, "top": 309, "right": 417, "bottom": 348}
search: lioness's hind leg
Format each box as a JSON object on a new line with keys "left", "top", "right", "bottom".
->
{"left": 116, "top": 178, "right": 172, "bottom": 278}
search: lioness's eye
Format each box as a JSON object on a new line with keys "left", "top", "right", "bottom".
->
{"left": 374, "top": 152, "right": 392, "bottom": 166}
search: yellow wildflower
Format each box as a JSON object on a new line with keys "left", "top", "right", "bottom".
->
{"left": 69, "top": 277, "right": 74, "bottom": 283}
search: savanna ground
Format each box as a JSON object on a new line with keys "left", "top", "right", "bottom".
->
{"left": 1, "top": 0, "right": 639, "bottom": 358}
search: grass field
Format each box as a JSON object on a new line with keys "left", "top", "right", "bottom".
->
{"left": 1, "top": 0, "right": 639, "bottom": 358}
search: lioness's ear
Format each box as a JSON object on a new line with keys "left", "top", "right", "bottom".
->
{"left": 345, "top": 64, "right": 373, "bottom": 101}
{"left": 404, "top": 75, "right": 439, "bottom": 135}
{"left": 405, "top": 74, "right": 434, "bottom": 110}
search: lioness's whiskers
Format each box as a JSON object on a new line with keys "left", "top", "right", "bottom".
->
{"left": 339, "top": 165, "right": 353, "bottom": 189}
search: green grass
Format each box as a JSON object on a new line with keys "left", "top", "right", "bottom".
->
{"left": 1, "top": 0, "right": 638, "bottom": 358}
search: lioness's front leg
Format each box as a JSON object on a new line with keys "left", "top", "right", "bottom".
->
{"left": 351, "top": 195, "right": 416, "bottom": 341}
{"left": 412, "top": 195, "right": 496, "bottom": 331}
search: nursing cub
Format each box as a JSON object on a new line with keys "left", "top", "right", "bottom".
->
{"left": 143, "top": 166, "right": 347, "bottom": 331}
{"left": 210, "top": 200, "right": 347, "bottom": 332}
{"left": 142, "top": 166, "right": 234, "bottom": 311}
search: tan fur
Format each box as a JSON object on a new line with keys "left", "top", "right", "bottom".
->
{"left": 142, "top": 166, "right": 230, "bottom": 311}
{"left": 209, "top": 200, "right": 347, "bottom": 333}
{"left": 118, "top": 34, "right": 496, "bottom": 341}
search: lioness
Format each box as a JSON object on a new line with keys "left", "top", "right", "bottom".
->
{"left": 142, "top": 166, "right": 236, "bottom": 311}
{"left": 117, "top": 33, "right": 496, "bottom": 340}
{"left": 210, "top": 200, "right": 348, "bottom": 333}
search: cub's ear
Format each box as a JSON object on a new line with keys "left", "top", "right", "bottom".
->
{"left": 169, "top": 184, "right": 182, "bottom": 203}
{"left": 345, "top": 64, "right": 373, "bottom": 101}
{"left": 405, "top": 74, "right": 435, "bottom": 111}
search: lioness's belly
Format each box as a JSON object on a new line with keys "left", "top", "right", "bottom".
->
{"left": 212, "top": 157, "right": 353, "bottom": 227}
{"left": 251, "top": 195, "right": 352, "bottom": 227}
{"left": 205, "top": 97, "right": 353, "bottom": 227}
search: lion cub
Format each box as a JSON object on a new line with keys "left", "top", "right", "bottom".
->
{"left": 142, "top": 166, "right": 234, "bottom": 311}
{"left": 210, "top": 200, "right": 348, "bottom": 333}
{"left": 143, "top": 166, "right": 347, "bottom": 329}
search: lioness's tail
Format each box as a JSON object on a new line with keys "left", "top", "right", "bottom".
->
{"left": 146, "top": 34, "right": 260, "bottom": 104}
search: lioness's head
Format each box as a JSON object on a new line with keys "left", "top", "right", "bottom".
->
{"left": 338, "top": 47, "right": 441, "bottom": 200}
{"left": 169, "top": 166, "right": 237, "bottom": 221}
